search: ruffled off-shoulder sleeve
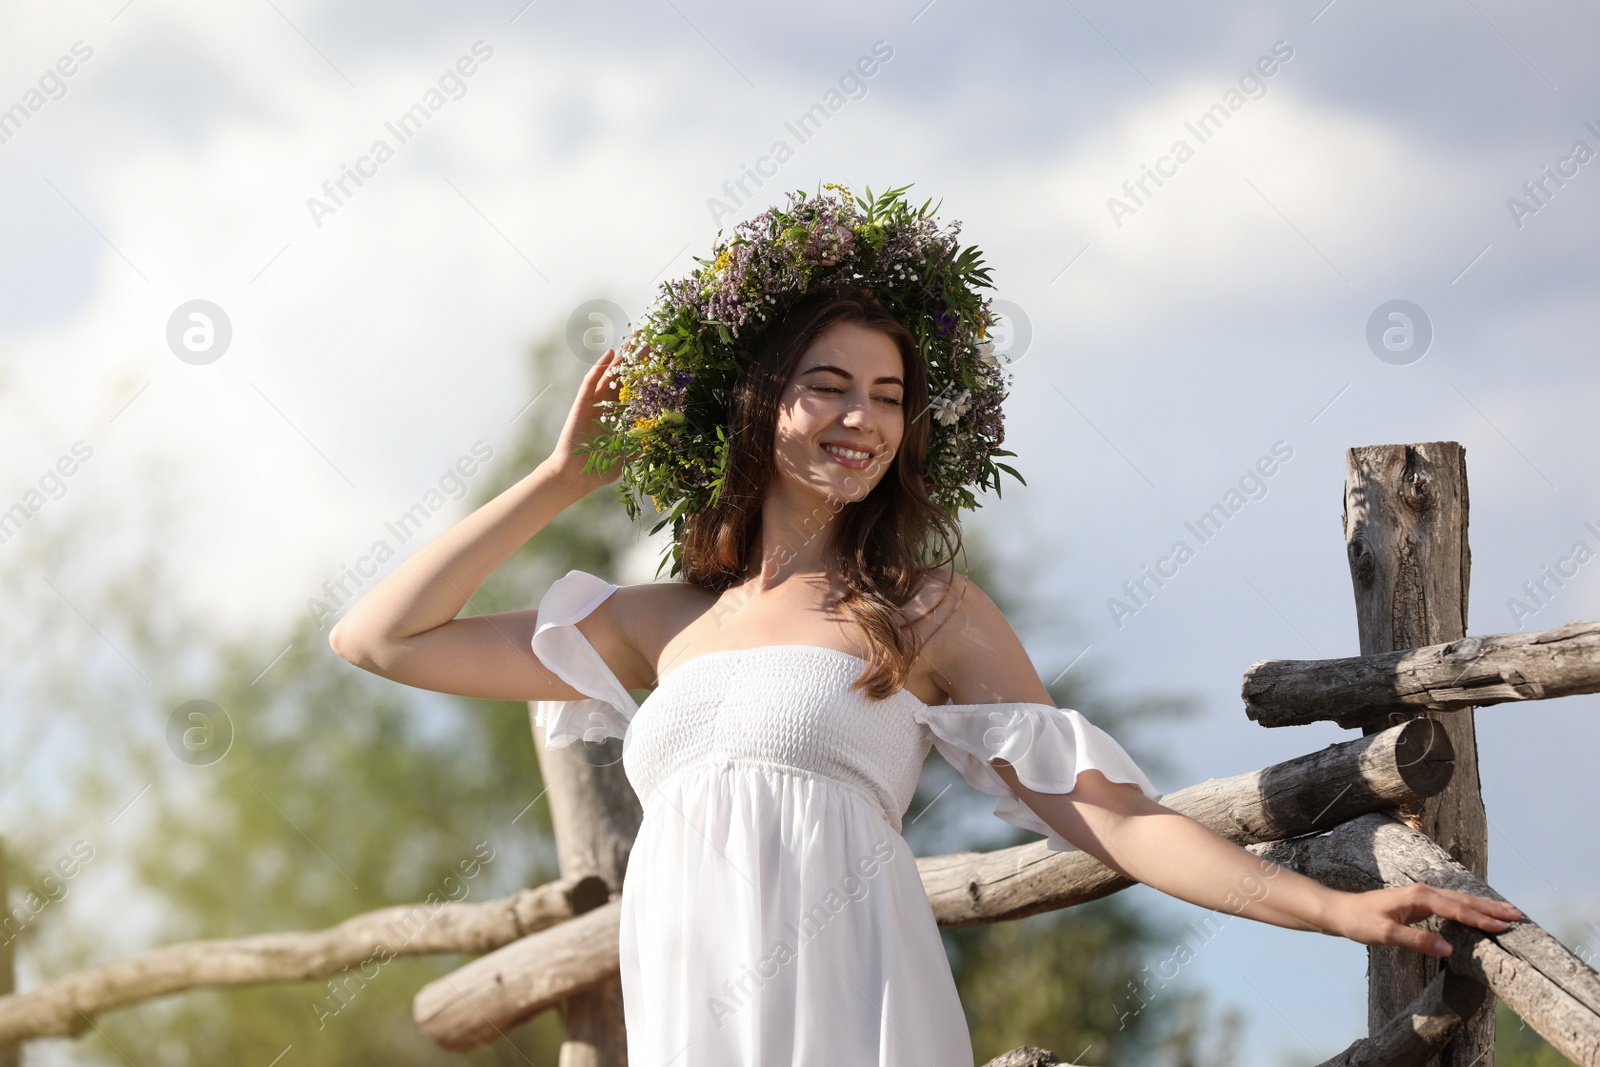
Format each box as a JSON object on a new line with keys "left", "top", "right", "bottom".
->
{"left": 530, "top": 570, "right": 639, "bottom": 749}
{"left": 914, "top": 701, "right": 1162, "bottom": 853}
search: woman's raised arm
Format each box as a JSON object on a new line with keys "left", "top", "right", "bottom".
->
{"left": 328, "top": 349, "right": 632, "bottom": 702}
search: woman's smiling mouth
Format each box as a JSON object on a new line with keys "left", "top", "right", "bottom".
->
{"left": 821, "top": 442, "right": 876, "bottom": 470}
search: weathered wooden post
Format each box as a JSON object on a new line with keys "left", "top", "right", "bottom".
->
{"left": 530, "top": 704, "right": 643, "bottom": 1067}
{"left": 1343, "top": 441, "right": 1492, "bottom": 1065}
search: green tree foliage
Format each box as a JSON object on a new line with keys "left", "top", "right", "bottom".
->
{"left": 1494, "top": 998, "right": 1573, "bottom": 1066}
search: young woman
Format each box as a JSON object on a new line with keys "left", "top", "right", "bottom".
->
{"left": 330, "top": 282, "right": 1519, "bottom": 1064}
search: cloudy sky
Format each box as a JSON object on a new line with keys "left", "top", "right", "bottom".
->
{"left": 3, "top": 0, "right": 1599, "bottom": 1061}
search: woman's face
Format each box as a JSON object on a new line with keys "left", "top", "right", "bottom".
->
{"left": 772, "top": 320, "right": 906, "bottom": 506}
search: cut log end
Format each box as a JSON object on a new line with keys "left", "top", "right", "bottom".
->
{"left": 564, "top": 875, "right": 611, "bottom": 917}
{"left": 1390, "top": 716, "right": 1455, "bottom": 797}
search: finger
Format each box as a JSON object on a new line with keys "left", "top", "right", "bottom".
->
{"left": 1425, "top": 885, "right": 1522, "bottom": 919}
{"left": 1476, "top": 895, "right": 1526, "bottom": 921}
{"left": 583, "top": 351, "right": 620, "bottom": 397}
{"left": 1388, "top": 922, "right": 1453, "bottom": 957}
{"left": 602, "top": 350, "right": 623, "bottom": 390}
{"left": 580, "top": 349, "right": 614, "bottom": 388}
{"left": 1412, "top": 887, "right": 1518, "bottom": 933}
{"left": 1455, "top": 892, "right": 1524, "bottom": 925}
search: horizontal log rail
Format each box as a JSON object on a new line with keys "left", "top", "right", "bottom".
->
{"left": 0, "top": 719, "right": 1458, "bottom": 1052}
{"left": 413, "top": 901, "right": 622, "bottom": 1051}
{"left": 1256, "top": 813, "right": 1600, "bottom": 1066}
{"left": 412, "top": 718, "right": 1454, "bottom": 1049}
{"left": 0, "top": 875, "right": 608, "bottom": 1044}
{"left": 1244, "top": 619, "right": 1600, "bottom": 729}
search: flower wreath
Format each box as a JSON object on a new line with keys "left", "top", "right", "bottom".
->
{"left": 580, "top": 183, "right": 1022, "bottom": 575}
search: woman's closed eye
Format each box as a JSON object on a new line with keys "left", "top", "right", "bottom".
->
{"left": 810, "top": 384, "right": 902, "bottom": 406}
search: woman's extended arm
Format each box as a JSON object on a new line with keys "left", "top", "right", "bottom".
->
{"left": 923, "top": 574, "right": 1524, "bottom": 957}
{"left": 328, "top": 350, "right": 627, "bottom": 701}
{"left": 992, "top": 766, "right": 1521, "bottom": 955}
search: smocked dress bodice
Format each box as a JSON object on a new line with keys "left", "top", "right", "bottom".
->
{"left": 624, "top": 646, "right": 932, "bottom": 834}
{"left": 530, "top": 570, "right": 1161, "bottom": 1066}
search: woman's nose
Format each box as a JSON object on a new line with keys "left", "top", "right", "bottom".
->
{"left": 840, "top": 394, "right": 873, "bottom": 430}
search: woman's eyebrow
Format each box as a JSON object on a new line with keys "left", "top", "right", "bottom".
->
{"left": 800, "top": 364, "right": 904, "bottom": 386}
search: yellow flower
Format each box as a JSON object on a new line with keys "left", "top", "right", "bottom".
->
{"left": 630, "top": 417, "right": 659, "bottom": 434}
{"left": 617, "top": 382, "right": 634, "bottom": 403}
{"left": 712, "top": 247, "right": 732, "bottom": 275}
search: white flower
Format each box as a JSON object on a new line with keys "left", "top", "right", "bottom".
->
{"left": 930, "top": 389, "right": 972, "bottom": 427}
{"left": 977, "top": 340, "right": 997, "bottom": 365}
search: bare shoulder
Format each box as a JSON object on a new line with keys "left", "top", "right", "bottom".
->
{"left": 577, "top": 579, "right": 715, "bottom": 689}
{"left": 909, "top": 569, "right": 1052, "bottom": 705}
{"left": 906, "top": 567, "right": 1000, "bottom": 640}
{"left": 605, "top": 579, "right": 716, "bottom": 641}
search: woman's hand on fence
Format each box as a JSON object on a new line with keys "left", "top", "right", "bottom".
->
{"left": 544, "top": 347, "right": 626, "bottom": 493}
{"left": 1331, "top": 883, "right": 1525, "bottom": 957}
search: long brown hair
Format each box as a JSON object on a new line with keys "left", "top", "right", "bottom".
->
{"left": 679, "top": 286, "right": 963, "bottom": 699}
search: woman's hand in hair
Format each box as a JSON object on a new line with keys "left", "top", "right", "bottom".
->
{"left": 544, "top": 347, "right": 627, "bottom": 493}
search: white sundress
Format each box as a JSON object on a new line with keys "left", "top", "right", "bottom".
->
{"left": 530, "top": 570, "right": 1162, "bottom": 1067}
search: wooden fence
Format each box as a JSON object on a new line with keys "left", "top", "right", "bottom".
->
{"left": 1, "top": 440, "right": 1597, "bottom": 1066}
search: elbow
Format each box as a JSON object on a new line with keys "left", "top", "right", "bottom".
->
{"left": 327, "top": 620, "right": 354, "bottom": 662}
{"left": 328, "top": 619, "right": 374, "bottom": 669}
{"left": 329, "top": 616, "right": 419, "bottom": 677}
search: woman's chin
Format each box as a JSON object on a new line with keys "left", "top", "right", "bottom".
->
{"left": 821, "top": 469, "right": 879, "bottom": 503}
{"left": 772, "top": 468, "right": 867, "bottom": 507}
